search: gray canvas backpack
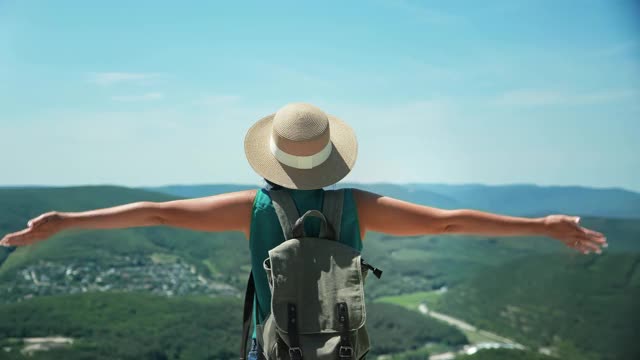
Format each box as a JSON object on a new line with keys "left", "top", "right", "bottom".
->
{"left": 240, "top": 189, "right": 382, "bottom": 360}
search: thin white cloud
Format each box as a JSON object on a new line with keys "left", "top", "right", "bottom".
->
{"left": 493, "top": 89, "right": 639, "bottom": 107}
{"left": 88, "top": 72, "right": 162, "bottom": 86}
{"left": 111, "top": 92, "right": 164, "bottom": 102}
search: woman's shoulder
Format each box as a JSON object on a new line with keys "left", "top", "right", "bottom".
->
{"left": 348, "top": 187, "right": 380, "bottom": 206}
{"left": 251, "top": 188, "right": 273, "bottom": 211}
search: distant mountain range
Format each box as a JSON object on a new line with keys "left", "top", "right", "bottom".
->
{"left": 143, "top": 183, "right": 640, "bottom": 219}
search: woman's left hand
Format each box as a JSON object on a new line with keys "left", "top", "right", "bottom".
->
{"left": 543, "top": 215, "right": 607, "bottom": 254}
{"left": 0, "top": 211, "right": 67, "bottom": 247}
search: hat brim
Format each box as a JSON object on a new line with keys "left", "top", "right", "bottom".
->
{"left": 244, "top": 113, "right": 357, "bottom": 190}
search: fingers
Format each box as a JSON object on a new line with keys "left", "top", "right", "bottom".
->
{"left": 0, "top": 228, "right": 34, "bottom": 247}
{"left": 569, "top": 240, "right": 599, "bottom": 255}
{"left": 566, "top": 216, "right": 608, "bottom": 254}
{"left": 568, "top": 233, "right": 606, "bottom": 254}
{"left": 576, "top": 227, "right": 607, "bottom": 249}
{"left": 2, "top": 212, "right": 62, "bottom": 247}
{"left": 574, "top": 237, "right": 602, "bottom": 253}
{"left": 575, "top": 243, "right": 593, "bottom": 254}
{"left": 582, "top": 227, "right": 607, "bottom": 244}
{"left": 2, "top": 229, "right": 51, "bottom": 247}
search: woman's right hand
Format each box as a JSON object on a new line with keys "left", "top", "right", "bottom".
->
{"left": 543, "top": 215, "right": 607, "bottom": 254}
{"left": 0, "top": 211, "right": 67, "bottom": 247}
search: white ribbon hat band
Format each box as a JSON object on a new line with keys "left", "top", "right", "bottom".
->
{"left": 269, "top": 136, "right": 332, "bottom": 170}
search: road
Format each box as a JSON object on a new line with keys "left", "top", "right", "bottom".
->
{"left": 418, "top": 303, "right": 523, "bottom": 346}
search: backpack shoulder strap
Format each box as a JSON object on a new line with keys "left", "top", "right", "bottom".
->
{"left": 322, "top": 189, "right": 344, "bottom": 242}
{"left": 268, "top": 189, "right": 300, "bottom": 240}
{"left": 239, "top": 271, "right": 255, "bottom": 360}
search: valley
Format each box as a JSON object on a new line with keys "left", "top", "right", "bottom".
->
{"left": 1, "top": 184, "right": 638, "bottom": 359}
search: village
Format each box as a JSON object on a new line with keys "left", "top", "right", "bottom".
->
{"left": 0, "top": 255, "right": 239, "bottom": 303}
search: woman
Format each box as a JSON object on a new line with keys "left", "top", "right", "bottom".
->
{"left": 0, "top": 103, "right": 607, "bottom": 358}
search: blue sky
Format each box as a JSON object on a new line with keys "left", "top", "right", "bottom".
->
{"left": 1, "top": 0, "right": 639, "bottom": 191}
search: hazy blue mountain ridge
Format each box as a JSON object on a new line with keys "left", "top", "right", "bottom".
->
{"left": 145, "top": 182, "right": 640, "bottom": 219}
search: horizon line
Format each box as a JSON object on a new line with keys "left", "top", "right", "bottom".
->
{"left": 0, "top": 182, "right": 637, "bottom": 194}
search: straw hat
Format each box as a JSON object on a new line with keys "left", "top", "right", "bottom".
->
{"left": 244, "top": 103, "right": 358, "bottom": 190}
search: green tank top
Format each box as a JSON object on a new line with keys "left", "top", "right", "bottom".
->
{"left": 249, "top": 187, "right": 363, "bottom": 338}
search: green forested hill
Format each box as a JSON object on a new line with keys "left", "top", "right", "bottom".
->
{"left": 0, "top": 292, "right": 242, "bottom": 359}
{"left": 2, "top": 185, "right": 639, "bottom": 359}
{"left": 0, "top": 227, "right": 249, "bottom": 305}
{"left": 0, "top": 186, "right": 470, "bottom": 358}
{"left": 0, "top": 224, "right": 248, "bottom": 285}
{"left": 432, "top": 253, "right": 640, "bottom": 360}
{"left": 361, "top": 216, "right": 640, "bottom": 297}
{"left": 0, "top": 185, "right": 181, "bottom": 268}
{"left": 0, "top": 185, "right": 178, "bottom": 230}
{"left": 0, "top": 186, "right": 249, "bottom": 302}
{"left": 366, "top": 302, "right": 468, "bottom": 356}
{"left": 0, "top": 294, "right": 467, "bottom": 359}
{"left": 360, "top": 216, "right": 640, "bottom": 360}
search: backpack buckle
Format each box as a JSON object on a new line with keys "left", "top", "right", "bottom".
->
{"left": 338, "top": 346, "right": 354, "bottom": 359}
{"left": 289, "top": 347, "right": 303, "bottom": 360}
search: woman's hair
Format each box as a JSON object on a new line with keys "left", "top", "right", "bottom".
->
{"left": 263, "top": 178, "right": 285, "bottom": 191}
{"left": 263, "top": 178, "right": 335, "bottom": 191}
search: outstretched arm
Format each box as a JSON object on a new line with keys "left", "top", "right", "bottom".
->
{"left": 353, "top": 189, "right": 607, "bottom": 254}
{"left": 0, "top": 190, "right": 257, "bottom": 247}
